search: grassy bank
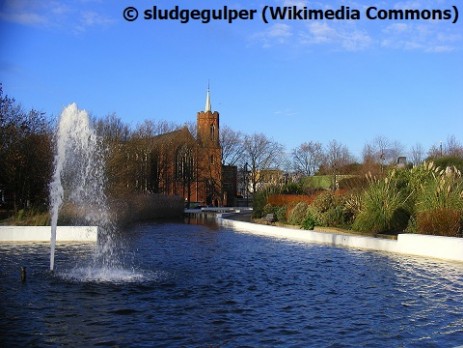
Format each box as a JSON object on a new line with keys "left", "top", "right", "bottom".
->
{"left": 0, "top": 193, "right": 184, "bottom": 227}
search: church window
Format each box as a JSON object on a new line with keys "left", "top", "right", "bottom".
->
{"left": 210, "top": 124, "right": 215, "bottom": 141}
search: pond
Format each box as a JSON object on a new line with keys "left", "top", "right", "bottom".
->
{"left": 1, "top": 220, "right": 463, "bottom": 347}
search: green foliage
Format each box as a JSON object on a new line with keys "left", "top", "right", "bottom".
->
{"left": 302, "top": 176, "right": 332, "bottom": 190}
{"left": 262, "top": 203, "right": 276, "bottom": 216}
{"left": 257, "top": 162, "right": 463, "bottom": 236}
{"left": 302, "top": 175, "right": 358, "bottom": 193}
{"left": 343, "top": 192, "right": 362, "bottom": 225}
{"left": 4, "top": 207, "right": 50, "bottom": 226}
{"left": 276, "top": 205, "right": 287, "bottom": 223}
{"left": 252, "top": 185, "right": 280, "bottom": 218}
{"left": 352, "top": 171, "right": 411, "bottom": 234}
{"left": 262, "top": 203, "right": 282, "bottom": 221}
{"left": 280, "top": 182, "right": 303, "bottom": 194}
{"left": 312, "top": 191, "right": 336, "bottom": 213}
{"left": 310, "top": 191, "right": 350, "bottom": 228}
{"left": 321, "top": 205, "right": 346, "bottom": 227}
{"left": 301, "top": 215, "right": 316, "bottom": 230}
{"left": 408, "top": 162, "right": 463, "bottom": 236}
{"left": 338, "top": 176, "right": 368, "bottom": 190}
{"left": 289, "top": 201, "right": 309, "bottom": 225}
{"left": 416, "top": 167, "right": 463, "bottom": 212}
{"left": 432, "top": 156, "right": 463, "bottom": 173}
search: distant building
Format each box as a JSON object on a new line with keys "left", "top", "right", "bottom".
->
{"left": 397, "top": 156, "right": 407, "bottom": 168}
{"left": 222, "top": 165, "right": 238, "bottom": 207}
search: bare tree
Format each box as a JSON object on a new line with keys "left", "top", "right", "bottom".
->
{"left": 361, "top": 143, "right": 380, "bottom": 174}
{"left": 361, "top": 136, "right": 404, "bottom": 173}
{"left": 175, "top": 139, "right": 197, "bottom": 208}
{"left": 184, "top": 120, "right": 197, "bottom": 139}
{"left": 409, "top": 143, "right": 424, "bottom": 167}
{"left": 241, "top": 133, "right": 284, "bottom": 193}
{"left": 133, "top": 119, "right": 178, "bottom": 138}
{"left": 445, "top": 135, "right": 463, "bottom": 158}
{"left": 291, "top": 141, "right": 324, "bottom": 176}
{"left": 427, "top": 136, "right": 463, "bottom": 159}
{"left": 322, "top": 139, "right": 353, "bottom": 189}
{"left": 220, "top": 125, "right": 243, "bottom": 166}
{"left": 95, "top": 112, "right": 130, "bottom": 143}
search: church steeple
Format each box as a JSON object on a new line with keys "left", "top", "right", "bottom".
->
{"left": 205, "top": 84, "right": 211, "bottom": 112}
{"left": 197, "top": 84, "right": 220, "bottom": 148}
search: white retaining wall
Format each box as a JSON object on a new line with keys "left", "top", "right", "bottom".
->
{"left": 0, "top": 226, "right": 99, "bottom": 242}
{"left": 218, "top": 215, "right": 463, "bottom": 263}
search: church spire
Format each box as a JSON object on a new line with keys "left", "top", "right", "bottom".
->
{"left": 205, "top": 83, "right": 211, "bottom": 112}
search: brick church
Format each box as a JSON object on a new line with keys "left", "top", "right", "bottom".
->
{"left": 114, "top": 89, "right": 237, "bottom": 207}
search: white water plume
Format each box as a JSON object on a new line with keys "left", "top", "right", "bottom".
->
{"left": 49, "top": 103, "right": 114, "bottom": 272}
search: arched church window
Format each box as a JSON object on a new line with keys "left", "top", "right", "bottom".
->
{"left": 176, "top": 145, "right": 195, "bottom": 181}
{"left": 210, "top": 124, "right": 215, "bottom": 141}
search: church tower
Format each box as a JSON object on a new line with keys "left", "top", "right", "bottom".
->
{"left": 197, "top": 87, "right": 220, "bottom": 149}
{"left": 196, "top": 87, "right": 222, "bottom": 205}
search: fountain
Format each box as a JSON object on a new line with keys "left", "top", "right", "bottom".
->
{"left": 49, "top": 103, "right": 114, "bottom": 273}
{"left": 2, "top": 104, "right": 462, "bottom": 346}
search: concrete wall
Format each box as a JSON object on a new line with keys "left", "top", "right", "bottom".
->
{"left": 0, "top": 226, "right": 98, "bottom": 242}
{"left": 218, "top": 215, "right": 463, "bottom": 263}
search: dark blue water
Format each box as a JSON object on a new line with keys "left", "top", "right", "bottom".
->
{"left": 1, "top": 221, "right": 463, "bottom": 347}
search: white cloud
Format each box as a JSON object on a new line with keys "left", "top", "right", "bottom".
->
{"left": 1, "top": 11, "right": 47, "bottom": 26}
{"left": 0, "top": 0, "right": 114, "bottom": 32}
{"left": 74, "top": 10, "right": 114, "bottom": 32}
{"left": 251, "top": 23, "right": 293, "bottom": 47}
{"left": 274, "top": 108, "right": 298, "bottom": 117}
{"left": 301, "top": 22, "right": 372, "bottom": 51}
{"left": 381, "top": 22, "right": 461, "bottom": 52}
{"left": 0, "top": 0, "right": 49, "bottom": 26}
{"left": 304, "top": 22, "right": 337, "bottom": 44}
{"left": 248, "top": 0, "right": 461, "bottom": 53}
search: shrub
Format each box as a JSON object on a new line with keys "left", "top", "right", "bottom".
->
{"left": 416, "top": 208, "right": 462, "bottom": 237}
{"left": 276, "top": 205, "right": 287, "bottom": 223}
{"left": 322, "top": 206, "right": 346, "bottom": 227}
{"left": 311, "top": 191, "right": 350, "bottom": 228}
{"left": 338, "top": 176, "right": 368, "bottom": 190}
{"left": 343, "top": 192, "right": 362, "bottom": 225}
{"left": 7, "top": 208, "right": 50, "bottom": 226}
{"left": 252, "top": 185, "right": 280, "bottom": 218}
{"left": 312, "top": 191, "right": 336, "bottom": 213}
{"left": 301, "top": 215, "right": 316, "bottom": 230}
{"left": 281, "top": 182, "right": 303, "bottom": 194}
{"left": 352, "top": 171, "right": 411, "bottom": 234}
{"left": 409, "top": 162, "right": 463, "bottom": 236}
{"left": 267, "top": 194, "right": 318, "bottom": 206}
{"left": 289, "top": 201, "right": 309, "bottom": 225}
{"left": 433, "top": 156, "right": 463, "bottom": 173}
{"left": 416, "top": 168, "right": 463, "bottom": 212}
{"left": 262, "top": 203, "right": 276, "bottom": 216}
{"left": 252, "top": 190, "right": 267, "bottom": 218}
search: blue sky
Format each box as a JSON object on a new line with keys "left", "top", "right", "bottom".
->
{"left": 1, "top": 0, "right": 462, "bottom": 159}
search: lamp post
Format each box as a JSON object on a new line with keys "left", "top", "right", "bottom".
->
{"left": 244, "top": 162, "right": 249, "bottom": 207}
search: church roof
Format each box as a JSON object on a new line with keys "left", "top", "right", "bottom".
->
{"left": 151, "top": 126, "right": 196, "bottom": 146}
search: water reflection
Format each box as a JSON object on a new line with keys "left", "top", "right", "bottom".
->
{"left": 184, "top": 213, "right": 220, "bottom": 229}
{"left": 1, "top": 223, "right": 463, "bottom": 347}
